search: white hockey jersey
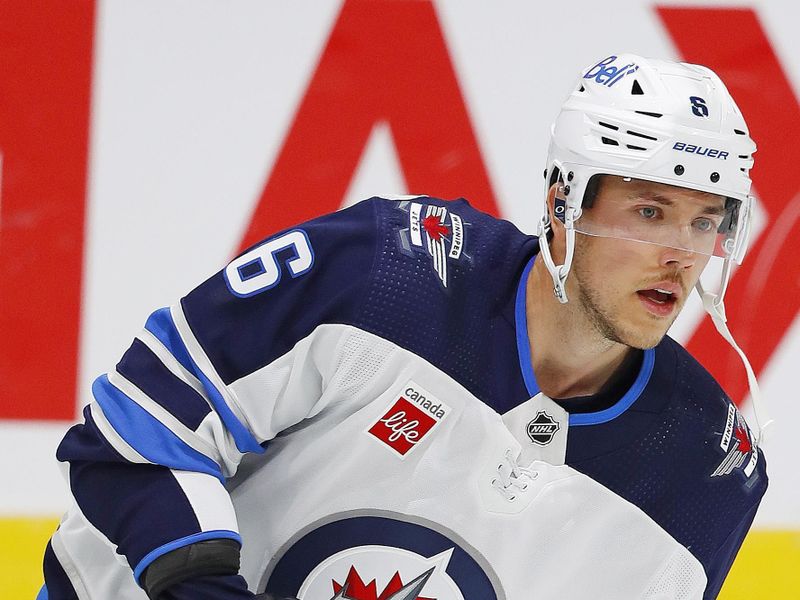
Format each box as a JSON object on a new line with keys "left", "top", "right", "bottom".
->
{"left": 41, "top": 197, "right": 767, "bottom": 600}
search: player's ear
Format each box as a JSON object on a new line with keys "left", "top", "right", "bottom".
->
{"left": 545, "top": 182, "right": 566, "bottom": 248}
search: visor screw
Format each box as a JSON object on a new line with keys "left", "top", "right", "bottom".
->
{"left": 710, "top": 172, "right": 720, "bottom": 183}
{"left": 563, "top": 185, "right": 571, "bottom": 196}
{"left": 567, "top": 171, "right": 574, "bottom": 181}
{"left": 674, "top": 164, "right": 685, "bottom": 176}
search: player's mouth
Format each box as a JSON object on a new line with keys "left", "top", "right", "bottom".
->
{"left": 636, "top": 282, "right": 682, "bottom": 318}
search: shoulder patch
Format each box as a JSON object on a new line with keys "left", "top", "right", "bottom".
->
{"left": 711, "top": 403, "right": 759, "bottom": 479}
{"left": 394, "top": 200, "right": 471, "bottom": 288}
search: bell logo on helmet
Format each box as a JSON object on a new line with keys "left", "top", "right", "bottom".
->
{"left": 690, "top": 96, "right": 710, "bottom": 117}
{"left": 583, "top": 55, "right": 640, "bottom": 88}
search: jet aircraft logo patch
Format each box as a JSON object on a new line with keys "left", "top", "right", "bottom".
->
{"left": 396, "top": 200, "right": 468, "bottom": 288}
{"left": 712, "top": 403, "right": 758, "bottom": 478}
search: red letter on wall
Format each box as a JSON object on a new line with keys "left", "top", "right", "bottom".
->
{"left": 659, "top": 7, "right": 800, "bottom": 402}
{"left": 0, "top": 1, "right": 95, "bottom": 420}
{"left": 239, "top": 0, "right": 499, "bottom": 251}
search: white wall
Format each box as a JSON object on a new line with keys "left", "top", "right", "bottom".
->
{"left": 1, "top": 0, "right": 797, "bottom": 528}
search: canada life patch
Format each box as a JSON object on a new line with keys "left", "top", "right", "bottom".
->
{"left": 367, "top": 382, "right": 451, "bottom": 457}
{"left": 395, "top": 200, "right": 468, "bottom": 288}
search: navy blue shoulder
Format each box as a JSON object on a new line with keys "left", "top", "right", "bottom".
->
{"left": 351, "top": 196, "right": 538, "bottom": 409}
{"left": 181, "top": 196, "right": 536, "bottom": 406}
{"left": 653, "top": 337, "right": 768, "bottom": 595}
{"left": 568, "top": 335, "right": 768, "bottom": 593}
{"left": 660, "top": 336, "right": 767, "bottom": 483}
{"left": 182, "top": 198, "right": 382, "bottom": 384}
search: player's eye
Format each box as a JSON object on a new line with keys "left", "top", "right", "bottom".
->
{"left": 692, "top": 217, "right": 717, "bottom": 233}
{"left": 637, "top": 206, "right": 661, "bottom": 220}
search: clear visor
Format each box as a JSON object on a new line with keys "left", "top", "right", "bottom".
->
{"left": 566, "top": 175, "right": 746, "bottom": 259}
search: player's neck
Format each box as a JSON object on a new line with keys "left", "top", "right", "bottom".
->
{"left": 525, "top": 259, "right": 634, "bottom": 399}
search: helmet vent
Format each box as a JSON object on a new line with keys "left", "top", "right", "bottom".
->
{"left": 599, "top": 121, "right": 619, "bottom": 130}
{"left": 601, "top": 137, "right": 620, "bottom": 146}
{"left": 578, "top": 84, "right": 586, "bottom": 93}
{"left": 734, "top": 128, "right": 747, "bottom": 135}
{"left": 738, "top": 155, "right": 749, "bottom": 159}
{"left": 631, "top": 80, "right": 644, "bottom": 95}
{"left": 627, "top": 130, "right": 658, "bottom": 141}
{"left": 626, "top": 144, "right": 646, "bottom": 151}
{"left": 635, "top": 110, "right": 663, "bottom": 118}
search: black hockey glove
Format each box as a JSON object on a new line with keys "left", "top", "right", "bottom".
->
{"left": 142, "top": 538, "right": 241, "bottom": 599}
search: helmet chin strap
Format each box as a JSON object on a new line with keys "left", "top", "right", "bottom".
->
{"left": 537, "top": 202, "right": 580, "bottom": 304}
{"left": 696, "top": 279, "right": 773, "bottom": 444}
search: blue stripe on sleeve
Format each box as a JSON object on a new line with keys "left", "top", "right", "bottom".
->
{"left": 92, "top": 375, "right": 223, "bottom": 482}
{"left": 144, "top": 308, "right": 264, "bottom": 455}
{"left": 132, "top": 530, "right": 242, "bottom": 583}
{"left": 35, "top": 585, "right": 48, "bottom": 600}
{"left": 117, "top": 338, "right": 211, "bottom": 430}
{"left": 145, "top": 308, "right": 197, "bottom": 374}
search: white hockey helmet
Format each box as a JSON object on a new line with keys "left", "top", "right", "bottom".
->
{"left": 539, "top": 53, "right": 756, "bottom": 299}
{"left": 537, "top": 53, "right": 770, "bottom": 440}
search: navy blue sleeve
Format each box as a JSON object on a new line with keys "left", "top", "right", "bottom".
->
{"left": 42, "top": 542, "right": 79, "bottom": 599}
{"left": 182, "top": 197, "right": 380, "bottom": 385}
{"left": 44, "top": 198, "right": 383, "bottom": 598}
{"left": 703, "top": 495, "right": 763, "bottom": 599}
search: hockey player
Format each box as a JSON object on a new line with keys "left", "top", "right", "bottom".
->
{"left": 39, "top": 54, "right": 767, "bottom": 600}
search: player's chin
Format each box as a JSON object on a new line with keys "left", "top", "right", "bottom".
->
{"left": 637, "top": 315, "right": 675, "bottom": 348}
{"left": 622, "top": 309, "right": 672, "bottom": 349}
{"left": 625, "top": 330, "right": 665, "bottom": 350}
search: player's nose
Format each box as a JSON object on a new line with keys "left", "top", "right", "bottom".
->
{"left": 658, "top": 245, "right": 697, "bottom": 270}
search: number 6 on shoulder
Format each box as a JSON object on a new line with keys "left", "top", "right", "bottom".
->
{"left": 224, "top": 229, "right": 314, "bottom": 297}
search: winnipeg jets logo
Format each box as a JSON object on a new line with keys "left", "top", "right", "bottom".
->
{"left": 396, "top": 201, "right": 468, "bottom": 288}
{"left": 712, "top": 403, "right": 758, "bottom": 478}
{"left": 331, "top": 565, "right": 435, "bottom": 600}
{"left": 261, "top": 513, "right": 503, "bottom": 600}
{"left": 298, "top": 546, "right": 465, "bottom": 600}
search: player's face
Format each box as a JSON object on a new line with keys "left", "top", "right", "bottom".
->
{"left": 567, "top": 176, "right": 725, "bottom": 349}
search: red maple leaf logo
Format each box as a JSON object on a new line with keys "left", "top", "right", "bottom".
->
{"left": 734, "top": 424, "right": 752, "bottom": 454}
{"left": 421, "top": 215, "right": 450, "bottom": 241}
{"left": 332, "top": 566, "right": 435, "bottom": 600}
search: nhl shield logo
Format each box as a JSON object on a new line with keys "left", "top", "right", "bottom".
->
{"left": 526, "top": 411, "right": 560, "bottom": 446}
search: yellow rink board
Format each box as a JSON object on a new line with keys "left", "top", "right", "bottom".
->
{"left": 1, "top": 518, "right": 798, "bottom": 599}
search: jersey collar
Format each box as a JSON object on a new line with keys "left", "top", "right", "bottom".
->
{"left": 514, "top": 254, "right": 655, "bottom": 426}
